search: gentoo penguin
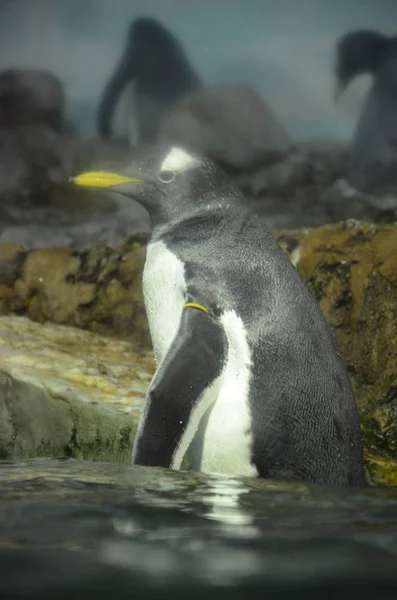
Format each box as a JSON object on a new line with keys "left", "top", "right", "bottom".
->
{"left": 335, "top": 30, "right": 397, "bottom": 193}
{"left": 97, "top": 17, "right": 202, "bottom": 146}
{"left": 72, "top": 145, "right": 365, "bottom": 487}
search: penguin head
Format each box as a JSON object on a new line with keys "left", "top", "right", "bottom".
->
{"left": 71, "top": 145, "right": 236, "bottom": 226}
{"left": 334, "top": 29, "right": 389, "bottom": 101}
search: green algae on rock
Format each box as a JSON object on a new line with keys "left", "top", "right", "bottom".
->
{"left": 274, "top": 220, "right": 397, "bottom": 486}
{"left": 0, "top": 315, "right": 155, "bottom": 462}
{"left": 0, "top": 233, "right": 150, "bottom": 346}
{"left": 2, "top": 221, "right": 397, "bottom": 484}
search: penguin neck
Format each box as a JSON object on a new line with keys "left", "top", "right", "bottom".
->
{"left": 148, "top": 193, "right": 236, "bottom": 233}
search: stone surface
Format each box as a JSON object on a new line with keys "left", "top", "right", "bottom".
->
{"left": 0, "top": 315, "right": 154, "bottom": 462}
{"left": 1, "top": 139, "right": 397, "bottom": 251}
{"left": 242, "top": 141, "right": 397, "bottom": 230}
{"left": 276, "top": 220, "right": 397, "bottom": 485}
{"left": 1, "top": 220, "right": 397, "bottom": 484}
{"left": 0, "top": 231, "right": 150, "bottom": 345}
{"left": 159, "top": 83, "right": 291, "bottom": 172}
{"left": 0, "top": 129, "right": 150, "bottom": 247}
{"left": 0, "top": 68, "right": 64, "bottom": 131}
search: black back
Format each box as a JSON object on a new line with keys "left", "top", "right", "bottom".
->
{"left": 151, "top": 196, "right": 364, "bottom": 486}
{"left": 95, "top": 142, "right": 365, "bottom": 486}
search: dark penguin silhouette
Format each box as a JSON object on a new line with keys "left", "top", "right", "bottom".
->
{"left": 97, "top": 18, "right": 202, "bottom": 146}
{"left": 335, "top": 30, "right": 397, "bottom": 193}
{"left": 72, "top": 144, "right": 365, "bottom": 487}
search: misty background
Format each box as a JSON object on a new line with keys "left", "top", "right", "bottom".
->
{"left": 0, "top": 0, "right": 396, "bottom": 143}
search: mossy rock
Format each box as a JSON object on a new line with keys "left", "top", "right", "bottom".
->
{"left": 2, "top": 220, "right": 397, "bottom": 484}
{"left": 275, "top": 220, "right": 397, "bottom": 485}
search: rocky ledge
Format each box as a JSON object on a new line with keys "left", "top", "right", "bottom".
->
{"left": 0, "top": 316, "right": 154, "bottom": 463}
{"left": 1, "top": 220, "right": 397, "bottom": 485}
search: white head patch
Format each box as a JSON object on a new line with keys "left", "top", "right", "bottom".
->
{"left": 160, "top": 147, "right": 198, "bottom": 173}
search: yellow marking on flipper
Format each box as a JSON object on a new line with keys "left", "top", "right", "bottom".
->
{"left": 183, "top": 302, "right": 208, "bottom": 314}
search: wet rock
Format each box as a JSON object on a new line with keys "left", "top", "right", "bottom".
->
{"left": 0, "top": 130, "right": 150, "bottom": 245}
{"left": 2, "top": 138, "right": 397, "bottom": 251}
{"left": 0, "top": 124, "right": 69, "bottom": 212}
{"left": 0, "top": 129, "right": 129, "bottom": 215}
{"left": 1, "top": 221, "right": 397, "bottom": 483}
{"left": 0, "top": 315, "right": 154, "bottom": 462}
{"left": 241, "top": 141, "right": 397, "bottom": 230}
{"left": 158, "top": 83, "right": 291, "bottom": 172}
{"left": 0, "top": 68, "right": 65, "bottom": 131}
{"left": 240, "top": 141, "right": 349, "bottom": 196}
{"left": 0, "top": 232, "right": 150, "bottom": 345}
{"left": 276, "top": 220, "right": 397, "bottom": 485}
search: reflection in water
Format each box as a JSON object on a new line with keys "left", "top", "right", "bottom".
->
{"left": 102, "top": 475, "right": 261, "bottom": 585}
{"left": 198, "top": 477, "right": 259, "bottom": 537}
{"left": 1, "top": 458, "right": 397, "bottom": 596}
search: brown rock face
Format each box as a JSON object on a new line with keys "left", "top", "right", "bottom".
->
{"left": 276, "top": 220, "right": 397, "bottom": 485}
{"left": 0, "top": 232, "right": 150, "bottom": 347}
{"left": 1, "top": 220, "right": 397, "bottom": 484}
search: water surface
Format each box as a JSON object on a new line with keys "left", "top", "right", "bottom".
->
{"left": 1, "top": 458, "right": 397, "bottom": 598}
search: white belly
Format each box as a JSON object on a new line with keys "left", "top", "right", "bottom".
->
{"left": 143, "top": 240, "right": 186, "bottom": 365}
{"left": 142, "top": 242, "right": 257, "bottom": 478}
{"left": 189, "top": 310, "right": 258, "bottom": 478}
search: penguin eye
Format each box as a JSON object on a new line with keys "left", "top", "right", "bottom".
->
{"left": 158, "top": 170, "right": 175, "bottom": 183}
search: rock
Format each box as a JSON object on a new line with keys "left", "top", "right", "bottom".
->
{"left": 0, "top": 128, "right": 128, "bottom": 214}
{"left": 0, "top": 232, "right": 150, "bottom": 345}
{"left": 240, "top": 141, "right": 350, "bottom": 196}
{"left": 2, "top": 138, "right": 397, "bottom": 252}
{"left": 0, "top": 315, "right": 154, "bottom": 462}
{"left": 0, "top": 124, "right": 69, "bottom": 212}
{"left": 276, "top": 220, "right": 397, "bottom": 486}
{"left": 0, "top": 130, "right": 150, "bottom": 247}
{"left": 0, "top": 68, "right": 65, "bottom": 131}
{"left": 158, "top": 83, "right": 291, "bottom": 172}
{"left": 240, "top": 141, "right": 397, "bottom": 230}
{"left": 1, "top": 221, "right": 397, "bottom": 484}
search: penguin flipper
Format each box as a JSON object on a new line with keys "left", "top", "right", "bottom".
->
{"left": 131, "top": 307, "right": 228, "bottom": 469}
{"left": 97, "top": 51, "right": 134, "bottom": 138}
